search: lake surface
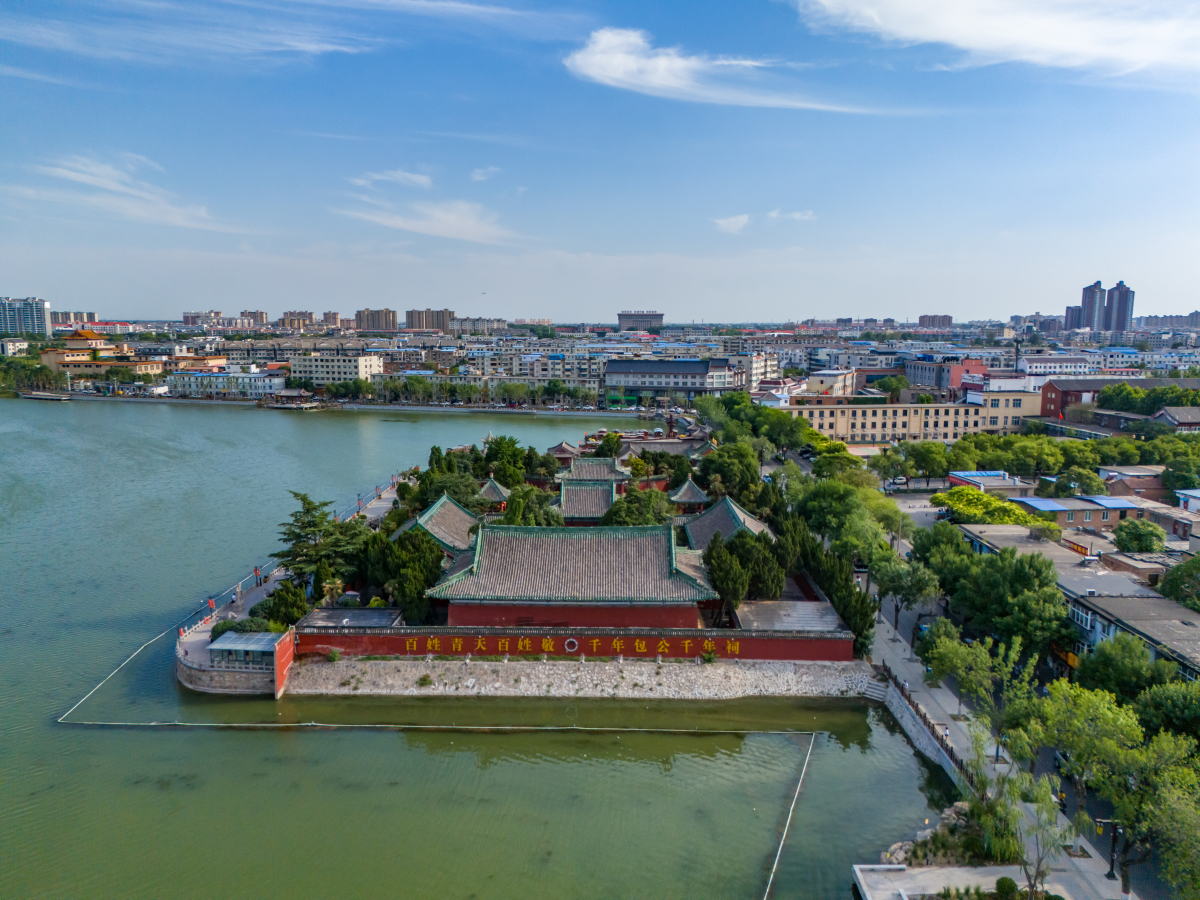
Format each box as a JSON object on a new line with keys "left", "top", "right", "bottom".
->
{"left": 0, "top": 399, "right": 955, "bottom": 898}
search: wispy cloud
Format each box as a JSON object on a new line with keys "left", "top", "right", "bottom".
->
{"left": 792, "top": 0, "right": 1200, "bottom": 74}
{"left": 337, "top": 199, "right": 516, "bottom": 244}
{"left": 714, "top": 214, "right": 750, "bottom": 234}
{"left": 0, "top": 0, "right": 585, "bottom": 66}
{"left": 565, "top": 27, "right": 872, "bottom": 112}
{"left": 5, "top": 153, "right": 239, "bottom": 231}
{"left": 349, "top": 168, "right": 432, "bottom": 188}
{"left": 0, "top": 62, "right": 87, "bottom": 87}
{"left": 768, "top": 208, "right": 815, "bottom": 221}
{"left": 471, "top": 166, "right": 501, "bottom": 181}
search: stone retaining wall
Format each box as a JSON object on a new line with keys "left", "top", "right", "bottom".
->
{"left": 883, "top": 681, "right": 962, "bottom": 784}
{"left": 286, "top": 657, "right": 874, "bottom": 699}
{"left": 176, "top": 658, "right": 274, "bottom": 695}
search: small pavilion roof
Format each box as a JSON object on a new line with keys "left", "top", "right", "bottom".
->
{"left": 476, "top": 478, "right": 512, "bottom": 503}
{"left": 547, "top": 440, "right": 582, "bottom": 457}
{"left": 391, "top": 492, "right": 478, "bottom": 552}
{"left": 684, "top": 496, "right": 774, "bottom": 550}
{"left": 427, "top": 525, "right": 716, "bottom": 604}
{"left": 559, "top": 456, "right": 630, "bottom": 482}
{"left": 669, "top": 476, "right": 710, "bottom": 505}
{"left": 559, "top": 481, "right": 617, "bottom": 520}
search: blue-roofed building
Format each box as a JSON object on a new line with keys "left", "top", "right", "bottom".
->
{"left": 948, "top": 470, "right": 1037, "bottom": 497}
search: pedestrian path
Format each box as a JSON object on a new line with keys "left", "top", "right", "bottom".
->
{"left": 871, "top": 616, "right": 1131, "bottom": 900}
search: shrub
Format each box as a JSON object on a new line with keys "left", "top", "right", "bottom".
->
{"left": 995, "top": 877, "right": 1018, "bottom": 900}
{"left": 327, "top": 649, "right": 342, "bottom": 662}
{"left": 701, "top": 649, "right": 718, "bottom": 664}
{"left": 417, "top": 673, "right": 433, "bottom": 687}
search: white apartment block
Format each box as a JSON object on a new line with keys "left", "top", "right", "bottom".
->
{"left": 289, "top": 354, "right": 383, "bottom": 385}
{"left": 167, "top": 370, "right": 286, "bottom": 398}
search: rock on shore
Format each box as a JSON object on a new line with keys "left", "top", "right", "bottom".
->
{"left": 286, "top": 657, "right": 873, "bottom": 700}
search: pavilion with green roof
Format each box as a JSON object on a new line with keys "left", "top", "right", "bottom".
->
{"left": 391, "top": 492, "right": 479, "bottom": 554}
{"left": 683, "top": 495, "right": 774, "bottom": 550}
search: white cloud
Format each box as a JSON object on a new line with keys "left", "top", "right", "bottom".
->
{"left": 337, "top": 199, "right": 515, "bottom": 244}
{"left": 471, "top": 166, "right": 501, "bottom": 181}
{"left": 564, "top": 27, "right": 870, "bottom": 112}
{"left": 0, "top": 63, "right": 86, "bottom": 86}
{"left": 714, "top": 214, "right": 750, "bottom": 234}
{"left": 793, "top": 0, "right": 1200, "bottom": 74}
{"left": 0, "top": 0, "right": 582, "bottom": 65}
{"left": 6, "top": 153, "right": 238, "bottom": 231}
{"left": 349, "top": 168, "right": 432, "bottom": 188}
{"left": 768, "top": 208, "right": 815, "bottom": 221}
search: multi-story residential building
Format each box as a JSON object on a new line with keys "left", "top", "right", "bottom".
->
{"left": 918, "top": 315, "right": 952, "bottom": 328}
{"left": 182, "top": 310, "right": 221, "bottom": 326}
{"left": 167, "top": 368, "right": 286, "bottom": 399}
{"left": 241, "top": 310, "right": 270, "bottom": 325}
{"left": 405, "top": 308, "right": 455, "bottom": 332}
{"left": 355, "top": 308, "right": 398, "bottom": 331}
{"left": 1, "top": 339, "right": 30, "bottom": 356}
{"left": 1016, "top": 355, "right": 1098, "bottom": 376}
{"left": 281, "top": 311, "right": 315, "bottom": 325}
{"left": 50, "top": 311, "right": 97, "bottom": 325}
{"left": 603, "top": 358, "right": 736, "bottom": 402}
{"left": 616, "top": 311, "right": 664, "bottom": 331}
{"left": 1104, "top": 281, "right": 1135, "bottom": 332}
{"left": 450, "top": 317, "right": 508, "bottom": 336}
{"left": 321, "top": 311, "right": 340, "bottom": 326}
{"left": 1, "top": 297, "right": 52, "bottom": 337}
{"left": 788, "top": 394, "right": 1024, "bottom": 443}
{"left": 1080, "top": 282, "right": 1106, "bottom": 331}
{"left": 289, "top": 353, "right": 383, "bottom": 385}
{"left": 806, "top": 369, "right": 856, "bottom": 396}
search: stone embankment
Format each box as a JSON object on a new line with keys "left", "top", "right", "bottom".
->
{"left": 881, "top": 801, "right": 971, "bottom": 865}
{"left": 286, "top": 657, "right": 872, "bottom": 699}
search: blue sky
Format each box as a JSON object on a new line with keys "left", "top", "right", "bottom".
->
{"left": 2, "top": 0, "right": 1199, "bottom": 322}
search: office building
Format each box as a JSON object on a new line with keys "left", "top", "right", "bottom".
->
{"left": 1080, "top": 282, "right": 1105, "bottom": 331}
{"left": 288, "top": 353, "right": 383, "bottom": 386}
{"left": 616, "top": 311, "right": 664, "bottom": 331}
{"left": 1104, "top": 281, "right": 1135, "bottom": 332}
{"left": 355, "top": 308, "right": 398, "bottom": 331}
{"left": 1, "top": 297, "right": 52, "bottom": 337}
{"left": 241, "top": 310, "right": 269, "bottom": 325}
{"left": 918, "top": 315, "right": 952, "bottom": 328}
{"left": 405, "top": 308, "right": 455, "bottom": 332}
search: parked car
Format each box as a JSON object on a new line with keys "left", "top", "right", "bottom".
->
{"left": 893, "top": 476, "right": 908, "bottom": 486}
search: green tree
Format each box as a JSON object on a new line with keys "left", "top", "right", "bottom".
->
{"left": 1136, "top": 679, "right": 1200, "bottom": 742}
{"left": 904, "top": 441, "right": 949, "bottom": 487}
{"left": 1095, "top": 731, "right": 1200, "bottom": 897}
{"left": 1041, "top": 680, "right": 1144, "bottom": 852}
{"left": 1075, "top": 633, "right": 1178, "bottom": 704}
{"left": 812, "top": 449, "right": 864, "bottom": 479}
{"left": 1161, "top": 554, "right": 1200, "bottom": 613}
{"left": 699, "top": 440, "right": 760, "bottom": 499}
{"left": 599, "top": 488, "right": 675, "bottom": 526}
{"left": 501, "top": 485, "right": 564, "bottom": 526}
{"left": 876, "top": 559, "right": 940, "bottom": 632}
{"left": 259, "top": 580, "right": 310, "bottom": 626}
{"left": 929, "top": 636, "right": 1040, "bottom": 753}
{"left": 795, "top": 479, "right": 861, "bottom": 540}
{"left": 727, "top": 529, "right": 785, "bottom": 600}
{"left": 1111, "top": 518, "right": 1168, "bottom": 552}
{"left": 704, "top": 533, "right": 749, "bottom": 627}
{"left": 867, "top": 449, "right": 915, "bottom": 484}
{"left": 1049, "top": 466, "right": 1107, "bottom": 497}
{"left": 593, "top": 432, "right": 623, "bottom": 458}
{"left": 270, "top": 492, "right": 336, "bottom": 583}
{"left": 873, "top": 375, "right": 908, "bottom": 401}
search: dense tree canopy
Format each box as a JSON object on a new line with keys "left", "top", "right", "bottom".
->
{"left": 1075, "top": 634, "right": 1178, "bottom": 705}
{"left": 599, "top": 488, "right": 675, "bottom": 526}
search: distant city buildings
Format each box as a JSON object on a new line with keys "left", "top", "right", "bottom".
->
{"left": 0, "top": 297, "right": 51, "bottom": 337}
{"left": 322, "top": 311, "right": 341, "bottom": 326}
{"left": 355, "top": 308, "right": 398, "bottom": 331}
{"left": 289, "top": 353, "right": 383, "bottom": 385}
{"left": 617, "top": 310, "right": 664, "bottom": 331}
{"left": 241, "top": 310, "right": 269, "bottom": 325}
{"left": 405, "top": 308, "right": 455, "bottom": 332}
{"left": 1105, "top": 281, "right": 1135, "bottom": 332}
{"left": 50, "top": 311, "right": 97, "bottom": 325}
{"left": 918, "top": 315, "right": 952, "bottom": 328}
{"left": 514, "top": 318, "right": 553, "bottom": 326}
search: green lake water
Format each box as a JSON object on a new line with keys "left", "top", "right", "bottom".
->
{"left": 0, "top": 399, "right": 956, "bottom": 898}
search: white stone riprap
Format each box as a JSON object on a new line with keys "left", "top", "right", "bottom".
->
{"left": 286, "top": 657, "right": 873, "bottom": 699}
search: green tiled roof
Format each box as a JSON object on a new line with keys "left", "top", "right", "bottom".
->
{"left": 559, "top": 481, "right": 617, "bottom": 519}
{"left": 559, "top": 457, "right": 630, "bottom": 482}
{"left": 391, "top": 492, "right": 478, "bottom": 552}
{"left": 476, "top": 477, "right": 512, "bottom": 503}
{"left": 668, "top": 475, "right": 710, "bottom": 505}
{"left": 427, "top": 524, "right": 717, "bottom": 604}
{"left": 684, "top": 495, "right": 773, "bottom": 550}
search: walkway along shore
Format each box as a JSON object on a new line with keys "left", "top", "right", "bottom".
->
{"left": 61, "top": 394, "right": 639, "bottom": 416}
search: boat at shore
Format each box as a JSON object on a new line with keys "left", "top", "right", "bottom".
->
{"left": 20, "top": 391, "right": 71, "bottom": 401}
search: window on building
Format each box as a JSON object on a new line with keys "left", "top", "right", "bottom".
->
{"left": 990, "top": 399, "right": 1000, "bottom": 408}
{"left": 1084, "top": 511, "right": 1092, "bottom": 521}
{"left": 1102, "top": 511, "right": 1110, "bottom": 521}
{"left": 1012, "top": 399, "right": 1022, "bottom": 408}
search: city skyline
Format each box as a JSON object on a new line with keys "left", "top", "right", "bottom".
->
{"left": 2, "top": 1, "right": 1199, "bottom": 319}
